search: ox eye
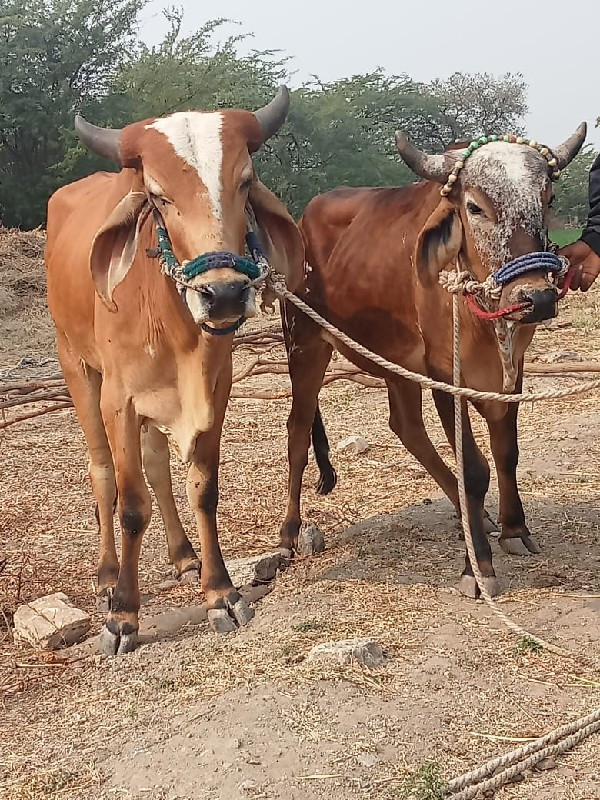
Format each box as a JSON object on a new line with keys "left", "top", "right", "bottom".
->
{"left": 239, "top": 177, "right": 253, "bottom": 192}
{"left": 466, "top": 201, "right": 485, "bottom": 217}
{"left": 152, "top": 194, "right": 171, "bottom": 207}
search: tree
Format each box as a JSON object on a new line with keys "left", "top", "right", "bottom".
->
{"left": 421, "top": 72, "right": 528, "bottom": 150}
{"left": 0, "top": 6, "right": 531, "bottom": 228}
{"left": 553, "top": 145, "right": 598, "bottom": 227}
{"left": 0, "top": 0, "right": 144, "bottom": 228}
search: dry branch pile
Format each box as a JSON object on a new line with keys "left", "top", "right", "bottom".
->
{"left": 0, "top": 330, "right": 387, "bottom": 430}
{"left": 2, "top": 226, "right": 600, "bottom": 431}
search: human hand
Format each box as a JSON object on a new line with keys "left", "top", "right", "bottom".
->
{"left": 559, "top": 240, "right": 600, "bottom": 291}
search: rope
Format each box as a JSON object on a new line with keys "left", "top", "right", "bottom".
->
{"left": 446, "top": 711, "right": 600, "bottom": 798}
{"left": 450, "top": 292, "right": 573, "bottom": 659}
{"left": 269, "top": 278, "right": 600, "bottom": 404}
{"left": 465, "top": 292, "right": 529, "bottom": 320}
{"left": 264, "top": 272, "right": 600, "bottom": 796}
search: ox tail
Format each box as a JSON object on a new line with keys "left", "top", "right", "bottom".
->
{"left": 312, "top": 405, "right": 338, "bottom": 496}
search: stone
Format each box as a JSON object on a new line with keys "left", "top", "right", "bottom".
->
{"left": 239, "top": 780, "right": 259, "bottom": 793}
{"left": 13, "top": 592, "right": 91, "bottom": 650}
{"left": 225, "top": 552, "right": 285, "bottom": 589}
{"left": 296, "top": 523, "right": 325, "bottom": 556}
{"left": 306, "top": 638, "right": 386, "bottom": 668}
{"left": 357, "top": 753, "right": 380, "bottom": 768}
{"left": 535, "top": 757, "right": 557, "bottom": 772}
{"left": 157, "top": 579, "right": 179, "bottom": 592}
{"left": 538, "top": 350, "right": 582, "bottom": 363}
{"left": 336, "top": 435, "right": 370, "bottom": 454}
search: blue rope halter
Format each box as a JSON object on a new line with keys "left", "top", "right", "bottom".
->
{"left": 491, "top": 251, "right": 564, "bottom": 287}
{"left": 152, "top": 210, "right": 269, "bottom": 336}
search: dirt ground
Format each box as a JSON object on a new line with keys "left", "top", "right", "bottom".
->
{"left": 1, "top": 228, "right": 600, "bottom": 800}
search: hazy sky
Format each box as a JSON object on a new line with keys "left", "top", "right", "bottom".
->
{"left": 140, "top": 0, "right": 600, "bottom": 148}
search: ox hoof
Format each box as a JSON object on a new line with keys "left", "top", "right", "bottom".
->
{"left": 98, "top": 623, "right": 138, "bottom": 656}
{"left": 297, "top": 523, "right": 326, "bottom": 556}
{"left": 458, "top": 574, "right": 501, "bottom": 599}
{"left": 208, "top": 597, "right": 255, "bottom": 634}
{"left": 500, "top": 534, "right": 541, "bottom": 556}
{"left": 96, "top": 587, "right": 113, "bottom": 614}
{"left": 483, "top": 511, "right": 500, "bottom": 536}
{"left": 277, "top": 547, "right": 294, "bottom": 560}
{"left": 178, "top": 563, "right": 201, "bottom": 584}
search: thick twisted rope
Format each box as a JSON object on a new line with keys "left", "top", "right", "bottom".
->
{"left": 269, "top": 277, "right": 600, "bottom": 404}
{"left": 265, "top": 273, "right": 600, "bottom": 796}
{"left": 450, "top": 292, "right": 573, "bottom": 660}
{"left": 447, "top": 710, "right": 600, "bottom": 798}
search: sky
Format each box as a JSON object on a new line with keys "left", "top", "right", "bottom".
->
{"left": 140, "top": 0, "right": 600, "bottom": 148}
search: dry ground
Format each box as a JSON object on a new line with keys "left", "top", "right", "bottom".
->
{"left": 1, "top": 228, "right": 600, "bottom": 799}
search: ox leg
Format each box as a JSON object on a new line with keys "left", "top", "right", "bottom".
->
{"left": 432, "top": 391, "right": 499, "bottom": 598}
{"left": 99, "top": 397, "right": 152, "bottom": 655}
{"left": 141, "top": 425, "right": 201, "bottom": 581}
{"left": 56, "top": 338, "right": 118, "bottom": 609}
{"left": 483, "top": 385, "right": 540, "bottom": 557}
{"left": 187, "top": 364, "right": 254, "bottom": 633}
{"left": 279, "top": 335, "right": 333, "bottom": 553}
{"left": 386, "top": 377, "right": 459, "bottom": 511}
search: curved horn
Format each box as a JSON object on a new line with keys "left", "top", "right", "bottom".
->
{"left": 74, "top": 115, "right": 122, "bottom": 164}
{"left": 553, "top": 122, "right": 587, "bottom": 169}
{"left": 395, "top": 132, "right": 452, "bottom": 182}
{"left": 253, "top": 86, "right": 290, "bottom": 142}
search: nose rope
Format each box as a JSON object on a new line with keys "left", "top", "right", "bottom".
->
{"left": 440, "top": 251, "right": 570, "bottom": 321}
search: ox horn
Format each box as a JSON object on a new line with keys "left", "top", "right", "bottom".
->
{"left": 74, "top": 115, "right": 122, "bottom": 164}
{"left": 553, "top": 122, "right": 587, "bottom": 169}
{"left": 253, "top": 86, "right": 290, "bottom": 142}
{"left": 394, "top": 132, "right": 454, "bottom": 182}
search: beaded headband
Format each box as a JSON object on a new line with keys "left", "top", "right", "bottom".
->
{"left": 440, "top": 134, "right": 561, "bottom": 197}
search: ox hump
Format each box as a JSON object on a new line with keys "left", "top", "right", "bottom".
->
{"left": 146, "top": 112, "right": 224, "bottom": 219}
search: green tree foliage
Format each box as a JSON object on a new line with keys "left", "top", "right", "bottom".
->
{"left": 0, "top": 4, "right": 535, "bottom": 229}
{"left": 423, "top": 72, "right": 528, "bottom": 148}
{"left": 553, "top": 145, "right": 598, "bottom": 227}
{"left": 0, "top": 0, "right": 145, "bottom": 228}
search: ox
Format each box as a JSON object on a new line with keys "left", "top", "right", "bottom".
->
{"left": 279, "top": 124, "right": 586, "bottom": 597}
{"left": 45, "top": 88, "right": 303, "bottom": 654}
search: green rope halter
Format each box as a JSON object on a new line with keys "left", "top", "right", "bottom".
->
{"left": 156, "top": 226, "right": 261, "bottom": 281}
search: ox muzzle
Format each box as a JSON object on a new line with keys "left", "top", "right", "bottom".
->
{"left": 514, "top": 286, "right": 558, "bottom": 324}
{"left": 198, "top": 280, "right": 252, "bottom": 322}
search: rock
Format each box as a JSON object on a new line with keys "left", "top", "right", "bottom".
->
{"left": 306, "top": 637, "right": 386, "bottom": 668}
{"left": 337, "top": 435, "right": 370, "bottom": 454}
{"left": 535, "top": 757, "right": 557, "bottom": 772}
{"left": 538, "top": 350, "right": 582, "bottom": 363}
{"left": 13, "top": 592, "right": 91, "bottom": 650}
{"left": 157, "top": 579, "right": 179, "bottom": 592}
{"left": 225, "top": 552, "right": 285, "bottom": 589}
{"left": 357, "top": 753, "right": 380, "bottom": 768}
{"left": 239, "top": 780, "right": 259, "bottom": 794}
{"left": 296, "top": 523, "right": 325, "bottom": 555}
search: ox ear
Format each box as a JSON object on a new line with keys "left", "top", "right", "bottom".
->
{"left": 414, "top": 199, "right": 463, "bottom": 286}
{"left": 248, "top": 179, "right": 304, "bottom": 292}
{"left": 90, "top": 191, "right": 149, "bottom": 311}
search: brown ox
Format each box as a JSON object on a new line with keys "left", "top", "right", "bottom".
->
{"left": 279, "top": 124, "right": 586, "bottom": 597}
{"left": 45, "top": 88, "right": 303, "bottom": 654}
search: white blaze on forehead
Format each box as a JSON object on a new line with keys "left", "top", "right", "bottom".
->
{"left": 461, "top": 142, "right": 551, "bottom": 266}
{"left": 462, "top": 142, "right": 549, "bottom": 222}
{"left": 146, "top": 112, "right": 224, "bottom": 219}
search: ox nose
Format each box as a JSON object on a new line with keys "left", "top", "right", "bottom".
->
{"left": 200, "top": 281, "right": 249, "bottom": 320}
{"left": 519, "top": 288, "right": 558, "bottom": 324}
